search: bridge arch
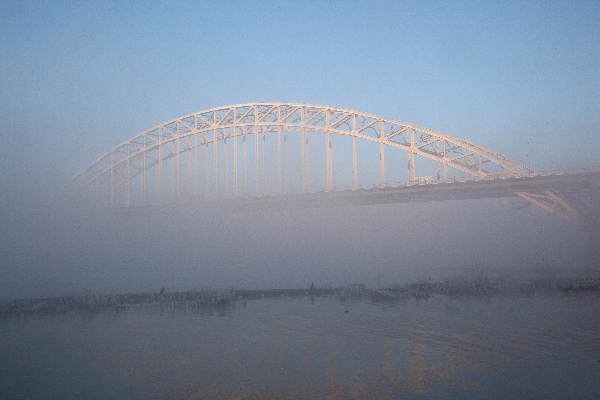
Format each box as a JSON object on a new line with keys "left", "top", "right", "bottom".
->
{"left": 70, "top": 102, "right": 533, "bottom": 206}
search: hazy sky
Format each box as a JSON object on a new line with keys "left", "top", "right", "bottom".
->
{"left": 1, "top": 0, "right": 598, "bottom": 195}
{"left": 1, "top": 1, "right": 599, "bottom": 299}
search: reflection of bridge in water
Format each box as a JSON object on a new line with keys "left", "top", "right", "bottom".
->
{"left": 71, "top": 103, "right": 599, "bottom": 224}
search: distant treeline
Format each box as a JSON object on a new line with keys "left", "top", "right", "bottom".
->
{"left": 338, "top": 276, "right": 600, "bottom": 302}
{"left": 1, "top": 277, "right": 599, "bottom": 318}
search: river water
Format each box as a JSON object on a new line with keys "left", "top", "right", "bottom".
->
{"left": 1, "top": 292, "right": 599, "bottom": 399}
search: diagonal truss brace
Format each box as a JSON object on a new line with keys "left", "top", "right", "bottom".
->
{"left": 515, "top": 190, "right": 579, "bottom": 223}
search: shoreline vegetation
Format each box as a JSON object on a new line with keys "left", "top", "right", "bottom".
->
{"left": 1, "top": 276, "right": 599, "bottom": 318}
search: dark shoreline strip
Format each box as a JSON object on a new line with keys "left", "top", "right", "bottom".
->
{"left": 1, "top": 277, "right": 599, "bottom": 318}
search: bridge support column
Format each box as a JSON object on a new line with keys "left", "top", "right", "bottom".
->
{"left": 379, "top": 121, "right": 385, "bottom": 187}
{"left": 410, "top": 151, "right": 416, "bottom": 184}
{"left": 277, "top": 126, "right": 281, "bottom": 193}
{"left": 379, "top": 142, "right": 385, "bottom": 187}
{"left": 306, "top": 130, "right": 310, "bottom": 191}
{"left": 262, "top": 130, "right": 266, "bottom": 195}
{"left": 176, "top": 138, "right": 180, "bottom": 199}
{"left": 407, "top": 129, "right": 415, "bottom": 185}
{"left": 283, "top": 126, "right": 287, "bottom": 193}
{"left": 301, "top": 127, "right": 306, "bottom": 192}
{"left": 157, "top": 129, "right": 162, "bottom": 203}
{"left": 194, "top": 134, "right": 199, "bottom": 197}
{"left": 255, "top": 126, "right": 259, "bottom": 195}
{"left": 326, "top": 132, "right": 332, "bottom": 190}
{"left": 126, "top": 146, "right": 131, "bottom": 207}
{"left": 110, "top": 155, "right": 115, "bottom": 207}
{"left": 407, "top": 151, "right": 412, "bottom": 185}
{"left": 443, "top": 140, "right": 448, "bottom": 182}
{"left": 353, "top": 136, "right": 358, "bottom": 189}
{"left": 223, "top": 130, "right": 228, "bottom": 197}
{"left": 204, "top": 139, "right": 209, "bottom": 198}
{"left": 352, "top": 115, "right": 358, "bottom": 189}
{"left": 435, "top": 140, "right": 440, "bottom": 182}
{"left": 188, "top": 139, "right": 193, "bottom": 197}
{"left": 141, "top": 136, "right": 146, "bottom": 205}
{"left": 214, "top": 130, "right": 218, "bottom": 195}
{"left": 243, "top": 131, "right": 247, "bottom": 195}
{"left": 325, "top": 110, "right": 333, "bottom": 191}
{"left": 233, "top": 129, "right": 238, "bottom": 195}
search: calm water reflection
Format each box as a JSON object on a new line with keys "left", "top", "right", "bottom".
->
{"left": 1, "top": 292, "right": 599, "bottom": 399}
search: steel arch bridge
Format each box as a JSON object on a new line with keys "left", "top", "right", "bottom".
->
{"left": 71, "top": 102, "right": 535, "bottom": 208}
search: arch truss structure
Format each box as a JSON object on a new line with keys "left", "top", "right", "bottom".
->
{"left": 71, "top": 102, "right": 533, "bottom": 207}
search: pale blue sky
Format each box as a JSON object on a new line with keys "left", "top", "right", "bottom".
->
{"left": 1, "top": 0, "right": 599, "bottom": 199}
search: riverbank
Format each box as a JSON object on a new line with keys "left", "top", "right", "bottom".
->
{"left": 1, "top": 276, "right": 599, "bottom": 318}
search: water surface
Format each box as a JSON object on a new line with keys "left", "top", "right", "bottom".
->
{"left": 1, "top": 292, "right": 599, "bottom": 399}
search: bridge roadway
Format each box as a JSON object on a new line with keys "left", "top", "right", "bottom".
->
{"left": 200, "top": 168, "right": 600, "bottom": 210}
{"left": 120, "top": 168, "right": 599, "bottom": 224}
{"left": 116, "top": 168, "right": 599, "bottom": 232}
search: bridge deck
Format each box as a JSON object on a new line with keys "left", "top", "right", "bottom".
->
{"left": 121, "top": 169, "right": 600, "bottom": 211}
